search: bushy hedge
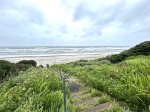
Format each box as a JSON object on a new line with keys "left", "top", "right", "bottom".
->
{"left": 15, "top": 63, "right": 32, "bottom": 72}
{"left": 0, "top": 60, "right": 37, "bottom": 82}
{"left": 17, "top": 60, "right": 37, "bottom": 67}
{"left": 109, "top": 41, "right": 150, "bottom": 63}
{"left": 0, "top": 60, "right": 14, "bottom": 81}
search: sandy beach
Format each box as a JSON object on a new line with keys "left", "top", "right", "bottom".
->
{"left": 1, "top": 51, "right": 118, "bottom": 66}
{"left": 0, "top": 46, "right": 128, "bottom": 66}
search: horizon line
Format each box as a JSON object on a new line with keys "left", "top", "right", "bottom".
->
{"left": 0, "top": 45, "right": 131, "bottom": 47}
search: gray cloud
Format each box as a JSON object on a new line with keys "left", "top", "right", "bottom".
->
{"left": 0, "top": 0, "right": 150, "bottom": 46}
{"left": 59, "top": 25, "right": 68, "bottom": 34}
{"left": 0, "top": 0, "right": 45, "bottom": 41}
{"left": 73, "top": 1, "right": 125, "bottom": 37}
{"left": 73, "top": 0, "right": 150, "bottom": 42}
{"left": 0, "top": 0, "right": 16, "bottom": 9}
{"left": 21, "top": 7, "right": 44, "bottom": 24}
{"left": 73, "top": 3, "right": 97, "bottom": 21}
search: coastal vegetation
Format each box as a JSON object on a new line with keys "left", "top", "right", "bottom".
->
{"left": 0, "top": 60, "right": 14, "bottom": 81}
{"left": 54, "top": 41, "right": 150, "bottom": 111}
{"left": 0, "top": 68, "right": 74, "bottom": 112}
{"left": 108, "top": 41, "right": 150, "bottom": 63}
{"left": 16, "top": 60, "right": 37, "bottom": 67}
{"left": 0, "top": 60, "right": 37, "bottom": 82}
{"left": 0, "top": 41, "right": 150, "bottom": 112}
{"left": 54, "top": 56, "right": 150, "bottom": 111}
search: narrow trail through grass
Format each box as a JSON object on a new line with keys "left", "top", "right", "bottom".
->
{"left": 52, "top": 67, "right": 131, "bottom": 112}
{"left": 68, "top": 75, "right": 112, "bottom": 112}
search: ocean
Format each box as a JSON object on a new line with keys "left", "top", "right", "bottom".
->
{"left": 0, "top": 46, "right": 129, "bottom": 59}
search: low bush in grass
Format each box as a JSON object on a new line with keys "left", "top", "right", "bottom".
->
{"left": 15, "top": 63, "right": 32, "bottom": 72}
{"left": 17, "top": 60, "right": 37, "bottom": 67}
{"left": 0, "top": 60, "right": 37, "bottom": 82}
{"left": 0, "top": 60, "right": 15, "bottom": 80}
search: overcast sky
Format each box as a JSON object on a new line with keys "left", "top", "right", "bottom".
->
{"left": 0, "top": 0, "right": 150, "bottom": 46}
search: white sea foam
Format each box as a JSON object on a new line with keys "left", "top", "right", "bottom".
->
{"left": 0, "top": 46, "right": 129, "bottom": 59}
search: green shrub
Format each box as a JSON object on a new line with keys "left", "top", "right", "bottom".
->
{"left": 108, "top": 54, "right": 122, "bottom": 63}
{"left": 0, "top": 60, "right": 14, "bottom": 80}
{"left": 17, "top": 60, "right": 37, "bottom": 67}
{"left": 109, "top": 41, "right": 150, "bottom": 63}
{"left": 0, "top": 60, "right": 37, "bottom": 82}
{"left": 129, "top": 41, "right": 150, "bottom": 55}
{"left": 78, "top": 59, "right": 88, "bottom": 62}
{"left": 15, "top": 63, "right": 32, "bottom": 72}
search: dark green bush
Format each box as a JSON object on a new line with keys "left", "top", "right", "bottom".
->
{"left": 95, "top": 57, "right": 107, "bottom": 61}
{"left": 108, "top": 53, "right": 128, "bottom": 63}
{"left": 128, "top": 41, "right": 150, "bottom": 55}
{"left": 78, "top": 59, "right": 88, "bottom": 62}
{"left": 0, "top": 60, "right": 14, "bottom": 80}
{"left": 15, "top": 60, "right": 37, "bottom": 72}
{"left": 0, "top": 60, "right": 37, "bottom": 82}
{"left": 17, "top": 60, "right": 37, "bottom": 67}
{"left": 15, "top": 63, "right": 32, "bottom": 72}
{"left": 109, "top": 41, "right": 150, "bottom": 63}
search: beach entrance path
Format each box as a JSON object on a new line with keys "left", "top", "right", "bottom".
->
{"left": 52, "top": 67, "right": 125, "bottom": 111}
{"left": 68, "top": 75, "right": 112, "bottom": 112}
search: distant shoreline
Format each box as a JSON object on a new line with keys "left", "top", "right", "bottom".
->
{"left": 1, "top": 52, "right": 119, "bottom": 66}
{"left": 0, "top": 46, "right": 131, "bottom": 48}
{"left": 0, "top": 46, "right": 129, "bottom": 66}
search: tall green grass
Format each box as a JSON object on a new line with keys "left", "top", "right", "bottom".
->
{"left": 54, "top": 56, "right": 150, "bottom": 112}
{"left": 0, "top": 68, "right": 75, "bottom": 112}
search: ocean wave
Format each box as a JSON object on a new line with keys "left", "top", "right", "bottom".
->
{"left": 0, "top": 46, "right": 129, "bottom": 58}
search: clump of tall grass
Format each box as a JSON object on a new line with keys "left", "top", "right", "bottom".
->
{"left": 103, "top": 101, "right": 131, "bottom": 112}
{"left": 98, "top": 95, "right": 111, "bottom": 104}
{"left": 0, "top": 68, "right": 75, "bottom": 112}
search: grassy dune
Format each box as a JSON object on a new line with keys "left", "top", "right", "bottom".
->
{"left": 0, "top": 41, "right": 149, "bottom": 112}
{"left": 54, "top": 56, "right": 150, "bottom": 112}
{"left": 0, "top": 68, "right": 74, "bottom": 112}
